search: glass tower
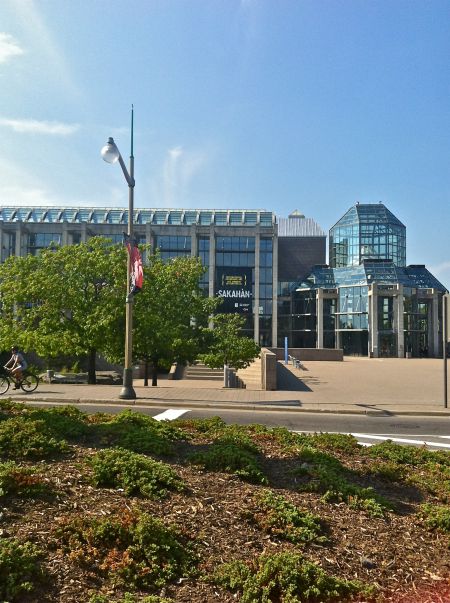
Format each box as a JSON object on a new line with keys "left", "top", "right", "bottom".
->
{"left": 329, "top": 203, "right": 406, "bottom": 268}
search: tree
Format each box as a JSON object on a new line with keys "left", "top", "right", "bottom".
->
{"left": 199, "top": 313, "right": 261, "bottom": 370}
{"left": 132, "top": 254, "right": 219, "bottom": 386}
{"left": 0, "top": 238, "right": 126, "bottom": 383}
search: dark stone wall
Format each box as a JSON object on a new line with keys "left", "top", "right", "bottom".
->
{"left": 278, "top": 237, "right": 326, "bottom": 282}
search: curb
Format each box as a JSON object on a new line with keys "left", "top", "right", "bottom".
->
{"left": 15, "top": 396, "right": 450, "bottom": 417}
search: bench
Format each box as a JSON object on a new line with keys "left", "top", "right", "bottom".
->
{"left": 288, "top": 355, "right": 303, "bottom": 370}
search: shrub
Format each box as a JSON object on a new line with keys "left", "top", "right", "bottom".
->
{"left": 189, "top": 441, "right": 267, "bottom": 484}
{"left": 91, "top": 410, "right": 186, "bottom": 456}
{"left": 294, "top": 447, "right": 391, "bottom": 517}
{"left": 55, "top": 510, "right": 196, "bottom": 590}
{"left": 0, "top": 537, "right": 46, "bottom": 601}
{"left": 0, "top": 460, "right": 50, "bottom": 498}
{"left": 0, "top": 416, "right": 68, "bottom": 459}
{"left": 213, "top": 551, "right": 367, "bottom": 602}
{"left": 28, "top": 405, "right": 90, "bottom": 440}
{"left": 90, "top": 448, "right": 185, "bottom": 498}
{"left": 247, "top": 489, "right": 327, "bottom": 544}
{"left": 421, "top": 504, "right": 450, "bottom": 533}
{"left": 89, "top": 594, "right": 173, "bottom": 603}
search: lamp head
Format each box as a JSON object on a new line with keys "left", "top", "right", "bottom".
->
{"left": 101, "top": 137, "right": 120, "bottom": 164}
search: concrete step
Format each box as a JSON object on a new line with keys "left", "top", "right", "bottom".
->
{"left": 184, "top": 375, "right": 224, "bottom": 381}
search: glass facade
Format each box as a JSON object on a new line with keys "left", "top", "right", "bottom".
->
{"left": 215, "top": 236, "right": 256, "bottom": 338}
{"left": 156, "top": 235, "right": 191, "bottom": 260}
{"left": 198, "top": 237, "right": 210, "bottom": 295}
{"left": 330, "top": 204, "right": 406, "bottom": 268}
{"left": 259, "top": 237, "right": 273, "bottom": 346}
{"left": 27, "top": 233, "right": 61, "bottom": 255}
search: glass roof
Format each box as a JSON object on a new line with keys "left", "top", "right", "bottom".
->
{"left": 330, "top": 203, "right": 405, "bottom": 231}
{"left": 0, "top": 207, "right": 274, "bottom": 226}
{"left": 297, "top": 260, "right": 447, "bottom": 292}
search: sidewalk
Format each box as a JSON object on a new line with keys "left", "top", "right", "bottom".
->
{"left": 8, "top": 357, "right": 450, "bottom": 417}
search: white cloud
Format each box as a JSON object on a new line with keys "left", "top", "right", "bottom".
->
{"left": 0, "top": 32, "right": 24, "bottom": 64}
{"left": 0, "top": 117, "right": 79, "bottom": 135}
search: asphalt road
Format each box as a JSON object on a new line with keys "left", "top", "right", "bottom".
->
{"left": 28, "top": 401, "right": 450, "bottom": 451}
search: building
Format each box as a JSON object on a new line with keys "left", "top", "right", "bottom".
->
{"left": 293, "top": 203, "right": 447, "bottom": 357}
{"left": 0, "top": 203, "right": 445, "bottom": 357}
{"left": 0, "top": 206, "right": 326, "bottom": 348}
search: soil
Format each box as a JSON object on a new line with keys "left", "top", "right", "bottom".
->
{"left": 2, "top": 434, "right": 450, "bottom": 603}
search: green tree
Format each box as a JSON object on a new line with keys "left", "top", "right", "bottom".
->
{"left": 133, "top": 254, "right": 219, "bottom": 386}
{"left": 0, "top": 238, "right": 126, "bottom": 383}
{"left": 199, "top": 313, "right": 260, "bottom": 370}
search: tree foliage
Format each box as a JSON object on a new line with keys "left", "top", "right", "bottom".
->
{"left": 199, "top": 313, "right": 260, "bottom": 370}
{"left": 132, "top": 254, "right": 219, "bottom": 385}
{"left": 0, "top": 238, "right": 125, "bottom": 382}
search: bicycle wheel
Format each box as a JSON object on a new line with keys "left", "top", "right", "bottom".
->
{"left": 20, "top": 373, "right": 39, "bottom": 393}
{"left": 0, "top": 376, "right": 10, "bottom": 395}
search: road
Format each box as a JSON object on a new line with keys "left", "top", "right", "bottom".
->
{"left": 28, "top": 401, "right": 450, "bottom": 451}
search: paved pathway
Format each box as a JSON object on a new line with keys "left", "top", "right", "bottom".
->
{"left": 6, "top": 357, "right": 449, "bottom": 417}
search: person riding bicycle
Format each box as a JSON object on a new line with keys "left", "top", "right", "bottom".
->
{"left": 4, "top": 347, "right": 28, "bottom": 389}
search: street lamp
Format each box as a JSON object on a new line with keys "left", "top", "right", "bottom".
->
{"left": 101, "top": 107, "right": 136, "bottom": 399}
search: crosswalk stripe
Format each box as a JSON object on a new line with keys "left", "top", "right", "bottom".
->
{"left": 350, "top": 433, "right": 450, "bottom": 449}
{"left": 153, "top": 409, "right": 190, "bottom": 421}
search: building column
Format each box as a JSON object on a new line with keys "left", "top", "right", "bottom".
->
{"left": 190, "top": 225, "right": 197, "bottom": 258}
{"left": 316, "top": 288, "right": 324, "bottom": 348}
{"left": 254, "top": 233, "right": 260, "bottom": 344}
{"left": 369, "top": 283, "right": 379, "bottom": 358}
{"left": 208, "top": 227, "right": 215, "bottom": 298}
{"left": 81, "top": 223, "right": 87, "bottom": 243}
{"left": 271, "top": 231, "right": 278, "bottom": 348}
{"left": 15, "top": 223, "right": 23, "bottom": 256}
{"left": 395, "top": 284, "right": 404, "bottom": 358}
{"left": 431, "top": 291, "right": 439, "bottom": 357}
{"left": 61, "top": 222, "right": 69, "bottom": 247}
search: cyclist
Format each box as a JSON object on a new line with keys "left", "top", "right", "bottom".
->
{"left": 4, "top": 347, "right": 28, "bottom": 389}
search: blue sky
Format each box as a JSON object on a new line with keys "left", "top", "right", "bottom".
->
{"left": 0, "top": 0, "right": 448, "bottom": 286}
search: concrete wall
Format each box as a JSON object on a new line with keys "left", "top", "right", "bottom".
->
{"left": 270, "top": 347, "right": 344, "bottom": 361}
{"left": 261, "top": 347, "right": 277, "bottom": 390}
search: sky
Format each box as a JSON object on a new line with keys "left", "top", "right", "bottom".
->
{"left": 0, "top": 0, "right": 449, "bottom": 287}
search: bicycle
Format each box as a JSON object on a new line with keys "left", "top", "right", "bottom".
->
{"left": 0, "top": 367, "right": 40, "bottom": 394}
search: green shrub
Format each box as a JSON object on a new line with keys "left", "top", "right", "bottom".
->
{"left": 213, "top": 551, "right": 367, "bottom": 602}
{"left": 90, "top": 448, "right": 185, "bottom": 498}
{"left": 0, "top": 460, "right": 50, "bottom": 498}
{"left": 55, "top": 510, "right": 196, "bottom": 590}
{"left": 28, "top": 405, "right": 90, "bottom": 440}
{"left": 0, "top": 537, "right": 46, "bottom": 601}
{"left": 363, "top": 460, "right": 407, "bottom": 482}
{"left": 92, "top": 410, "right": 186, "bottom": 456}
{"left": 421, "top": 504, "right": 450, "bottom": 533}
{"left": 247, "top": 489, "right": 327, "bottom": 544}
{"left": 189, "top": 441, "right": 267, "bottom": 484}
{"left": 89, "top": 594, "right": 173, "bottom": 603}
{"left": 367, "top": 440, "right": 450, "bottom": 467}
{"left": 0, "top": 416, "right": 68, "bottom": 459}
{"left": 294, "top": 447, "right": 391, "bottom": 517}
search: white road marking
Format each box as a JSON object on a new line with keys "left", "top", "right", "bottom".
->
{"left": 350, "top": 433, "right": 450, "bottom": 449}
{"left": 153, "top": 409, "right": 190, "bottom": 421}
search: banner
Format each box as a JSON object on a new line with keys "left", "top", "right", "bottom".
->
{"left": 215, "top": 267, "right": 252, "bottom": 314}
{"left": 123, "top": 234, "right": 144, "bottom": 295}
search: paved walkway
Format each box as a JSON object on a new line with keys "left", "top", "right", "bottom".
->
{"left": 7, "top": 357, "right": 450, "bottom": 417}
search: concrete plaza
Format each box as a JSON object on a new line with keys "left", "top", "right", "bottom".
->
{"left": 7, "top": 357, "right": 450, "bottom": 416}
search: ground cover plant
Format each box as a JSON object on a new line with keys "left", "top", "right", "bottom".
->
{"left": 0, "top": 400, "right": 449, "bottom": 602}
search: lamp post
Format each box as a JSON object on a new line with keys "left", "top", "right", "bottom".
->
{"left": 101, "top": 107, "right": 136, "bottom": 399}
